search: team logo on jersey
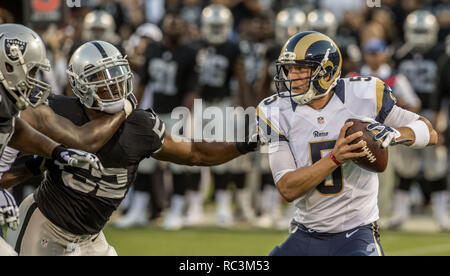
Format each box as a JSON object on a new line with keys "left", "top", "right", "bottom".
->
{"left": 41, "top": 239, "right": 48, "bottom": 248}
{"left": 317, "top": 116, "right": 325, "bottom": 124}
{"left": 313, "top": 131, "right": 328, "bottom": 138}
{"left": 4, "top": 39, "right": 28, "bottom": 61}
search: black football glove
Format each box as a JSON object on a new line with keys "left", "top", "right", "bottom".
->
{"left": 236, "top": 132, "right": 261, "bottom": 154}
{"left": 52, "top": 145, "right": 102, "bottom": 170}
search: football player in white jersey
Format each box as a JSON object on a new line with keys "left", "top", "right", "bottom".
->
{"left": 258, "top": 31, "right": 438, "bottom": 256}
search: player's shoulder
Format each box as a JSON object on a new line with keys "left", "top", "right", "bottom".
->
{"left": 340, "top": 76, "right": 388, "bottom": 100}
{"left": 126, "top": 108, "right": 161, "bottom": 127}
{"left": 257, "top": 93, "right": 293, "bottom": 115}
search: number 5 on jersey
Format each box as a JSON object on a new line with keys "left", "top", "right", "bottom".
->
{"left": 309, "top": 140, "right": 344, "bottom": 195}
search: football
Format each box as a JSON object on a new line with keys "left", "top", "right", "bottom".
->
{"left": 344, "top": 118, "right": 388, "bottom": 173}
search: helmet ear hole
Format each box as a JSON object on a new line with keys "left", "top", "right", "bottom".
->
{"left": 5, "top": 62, "right": 13, "bottom": 72}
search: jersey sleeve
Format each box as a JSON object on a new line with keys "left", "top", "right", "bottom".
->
{"left": 374, "top": 78, "right": 397, "bottom": 123}
{"left": 120, "top": 109, "right": 166, "bottom": 159}
{"left": 256, "top": 97, "right": 288, "bottom": 146}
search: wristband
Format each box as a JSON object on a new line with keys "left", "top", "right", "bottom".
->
{"left": 405, "top": 120, "right": 430, "bottom": 149}
{"left": 329, "top": 152, "right": 341, "bottom": 166}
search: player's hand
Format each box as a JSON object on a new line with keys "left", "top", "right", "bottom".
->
{"left": 124, "top": 93, "right": 138, "bottom": 118}
{"left": 52, "top": 145, "right": 103, "bottom": 170}
{"left": 331, "top": 121, "right": 368, "bottom": 164}
{"left": 361, "top": 117, "right": 412, "bottom": 148}
{"left": 236, "top": 127, "right": 263, "bottom": 154}
{"left": 0, "top": 189, "right": 19, "bottom": 231}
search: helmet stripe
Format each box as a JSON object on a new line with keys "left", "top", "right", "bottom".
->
{"left": 91, "top": 41, "right": 108, "bottom": 58}
{"left": 294, "top": 32, "right": 330, "bottom": 60}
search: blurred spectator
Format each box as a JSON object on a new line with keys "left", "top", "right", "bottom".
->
{"left": 389, "top": 10, "right": 450, "bottom": 232}
{"left": 116, "top": 11, "right": 200, "bottom": 229}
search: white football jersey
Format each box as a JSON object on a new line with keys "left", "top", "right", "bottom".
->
{"left": 257, "top": 76, "right": 398, "bottom": 233}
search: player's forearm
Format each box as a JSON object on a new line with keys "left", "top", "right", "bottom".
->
{"left": 397, "top": 117, "right": 438, "bottom": 147}
{"left": 0, "top": 164, "right": 33, "bottom": 189}
{"left": 189, "top": 141, "right": 242, "bottom": 166}
{"left": 9, "top": 118, "right": 58, "bottom": 158}
{"left": 75, "top": 111, "right": 126, "bottom": 152}
{"left": 277, "top": 155, "right": 339, "bottom": 202}
{"left": 23, "top": 105, "right": 126, "bottom": 153}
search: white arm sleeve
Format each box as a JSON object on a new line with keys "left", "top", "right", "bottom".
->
{"left": 268, "top": 142, "right": 297, "bottom": 185}
{"left": 383, "top": 105, "right": 420, "bottom": 128}
{"left": 392, "top": 74, "right": 421, "bottom": 108}
{"left": 0, "top": 146, "right": 19, "bottom": 179}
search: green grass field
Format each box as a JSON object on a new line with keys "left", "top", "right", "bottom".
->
{"left": 103, "top": 226, "right": 450, "bottom": 256}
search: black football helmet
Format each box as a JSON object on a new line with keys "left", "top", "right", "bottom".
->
{"left": 274, "top": 31, "right": 342, "bottom": 105}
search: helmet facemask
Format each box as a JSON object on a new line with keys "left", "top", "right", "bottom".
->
{"left": 274, "top": 48, "right": 339, "bottom": 105}
{"left": 0, "top": 43, "right": 51, "bottom": 110}
{"left": 68, "top": 55, "right": 133, "bottom": 114}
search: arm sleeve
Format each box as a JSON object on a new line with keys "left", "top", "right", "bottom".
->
{"left": 383, "top": 105, "right": 420, "bottom": 128}
{"left": 268, "top": 142, "right": 297, "bottom": 185}
{"left": 374, "top": 78, "right": 397, "bottom": 124}
{"left": 120, "top": 109, "right": 166, "bottom": 159}
{"left": 392, "top": 74, "right": 421, "bottom": 108}
{"left": 256, "top": 99, "right": 288, "bottom": 144}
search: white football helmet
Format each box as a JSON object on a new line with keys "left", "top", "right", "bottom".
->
{"left": 275, "top": 8, "right": 307, "bottom": 45}
{"left": 404, "top": 10, "right": 439, "bottom": 51}
{"left": 201, "top": 4, "right": 233, "bottom": 44}
{"left": 82, "top": 10, "right": 119, "bottom": 44}
{"left": 0, "top": 24, "right": 51, "bottom": 109}
{"left": 307, "top": 9, "right": 338, "bottom": 39}
{"left": 67, "top": 41, "right": 133, "bottom": 114}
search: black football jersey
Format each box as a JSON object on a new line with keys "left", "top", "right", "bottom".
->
{"left": 396, "top": 44, "right": 445, "bottom": 110}
{"left": 194, "top": 40, "right": 242, "bottom": 101}
{"left": 0, "top": 84, "right": 19, "bottom": 157}
{"left": 239, "top": 40, "right": 268, "bottom": 87}
{"left": 140, "top": 42, "right": 198, "bottom": 114}
{"left": 34, "top": 94, "right": 165, "bottom": 235}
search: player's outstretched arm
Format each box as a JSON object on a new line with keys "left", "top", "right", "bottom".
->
{"left": 8, "top": 117, "right": 102, "bottom": 170}
{"left": 277, "top": 122, "right": 367, "bottom": 202}
{"left": 8, "top": 117, "right": 59, "bottom": 158}
{"left": 152, "top": 130, "right": 256, "bottom": 166}
{"left": 21, "top": 104, "right": 128, "bottom": 153}
{"left": 0, "top": 164, "right": 33, "bottom": 189}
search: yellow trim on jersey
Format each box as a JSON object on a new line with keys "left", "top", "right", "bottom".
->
{"left": 375, "top": 79, "right": 385, "bottom": 116}
{"left": 371, "top": 222, "right": 383, "bottom": 256}
{"left": 256, "top": 106, "right": 283, "bottom": 136}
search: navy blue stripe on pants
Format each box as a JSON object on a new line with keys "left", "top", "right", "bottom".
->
{"left": 269, "top": 222, "right": 384, "bottom": 256}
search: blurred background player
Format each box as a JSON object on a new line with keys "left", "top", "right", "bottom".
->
{"left": 253, "top": 7, "right": 308, "bottom": 229}
{"left": 192, "top": 4, "right": 253, "bottom": 227}
{"left": 115, "top": 11, "right": 200, "bottom": 229}
{"left": 389, "top": 10, "right": 450, "bottom": 231}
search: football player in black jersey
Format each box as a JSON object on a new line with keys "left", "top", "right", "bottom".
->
{"left": 4, "top": 41, "right": 259, "bottom": 255}
{"left": 0, "top": 24, "right": 130, "bottom": 255}
{"left": 389, "top": 10, "right": 450, "bottom": 231}
{"left": 187, "top": 4, "right": 252, "bottom": 227}
{"left": 120, "top": 11, "right": 201, "bottom": 229}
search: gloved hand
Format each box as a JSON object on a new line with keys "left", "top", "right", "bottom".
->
{"left": 124, "top": 93, "right": 138, "bottom": 118}
{"left": 0, "top": 189, "right": 19, "bottom": 231}
{"left": 52, "top": 145, "right": 103, "bottom": 170}
{"left": 361, "top": 118, "right": 412, "bottom": 148}
{"left": 236, "top": 132, "right": 262, "bottom": 154}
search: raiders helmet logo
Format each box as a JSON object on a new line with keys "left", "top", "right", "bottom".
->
{"left": 5, "top": 38, "right": 28, "bottom": 61}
